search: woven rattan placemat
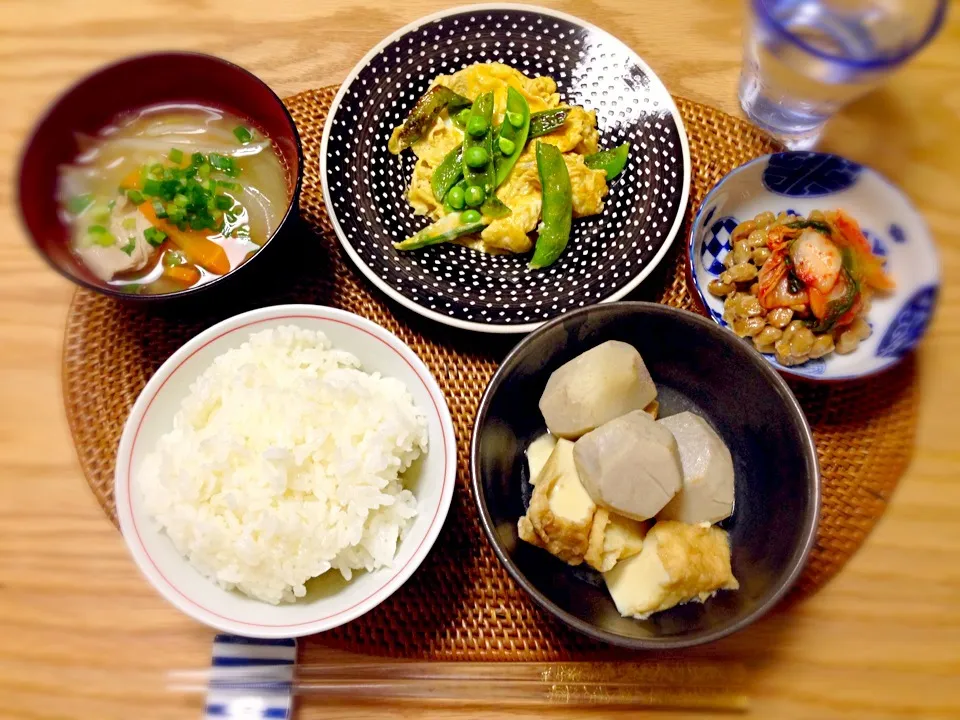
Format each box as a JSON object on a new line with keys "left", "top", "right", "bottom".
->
{"left": 62, "top": 87, "right": 918, "bottom": 659}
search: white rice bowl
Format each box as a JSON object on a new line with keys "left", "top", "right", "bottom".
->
{"left": 138, "top": 325, "right": 428, "bottom": 605}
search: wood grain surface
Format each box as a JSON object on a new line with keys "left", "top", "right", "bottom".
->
{"left": 0, "top": 1, "right": 958, "bottom": 719}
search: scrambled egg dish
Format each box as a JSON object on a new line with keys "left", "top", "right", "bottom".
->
{"left": 406, "top": 63, "right": 608, "bottom": 255}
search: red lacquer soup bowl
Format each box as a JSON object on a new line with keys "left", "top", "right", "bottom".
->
{"left": 17, "top": 52, "right": 303, "bottom": 301}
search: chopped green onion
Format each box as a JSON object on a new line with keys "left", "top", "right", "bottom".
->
{"left": 122, "top": 217, "right": 137, "bottom": 231}
{"left": 120, "top": 283, "right": 141, "bottom": 294}
{"left": 107, "top": 199, "right": 116, "bottom": 211}
{"left": 168, "top": 148, "right": 184, "bottom": 164}
{"left": 90, "top": 204, "right": 111, "bottom": 223}
{"left": 92, "top": 231, "right": 116, "bottom": 247}
{"left": 122, "top": 152, "right": 246, "bottom": 242}
{"left": 208, "top": 153, "right": 238, "bottom": 176}
{"left": 144, "top": 227, "right": 167, "bottom": 247}
{"left": 120, "top": 237, "right": 137, "bottom": 256}
{"left": 87, "top": 224, "right": 108, "bottom": 234}
{"left": 162, "top": 249, "right": 187, "bottom": 268}
{"left": 232, "top": 126, "right": 253, "bottom": 144}
{"left": 66, "top": 194, "right": 94, "bottom": 215}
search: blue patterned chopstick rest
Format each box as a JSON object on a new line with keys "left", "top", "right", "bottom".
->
{"left": 204, "top": 635, "right": 296, "bottom": 719}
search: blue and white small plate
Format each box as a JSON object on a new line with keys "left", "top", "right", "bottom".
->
{"left": 688, "top": 152, "right": 939, "bottom": 381}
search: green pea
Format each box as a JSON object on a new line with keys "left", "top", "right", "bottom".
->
{"left": 464, "top": 146, "right": 490, "bottom": 169}
{"left": 461, "top": 209, "right": 482, "bottom": 224}
{"left": 498, "top": 136, "right": 516, "bottom": 156}
{"left": 455, "top": 107, "right": 472, "bottom": 127}
{"left": 446, "top": 186, "right": 465, "bottom": 210}
{"left": 464, "top": 185, "right": 485, "bottom": 207}
{"left": 467, "top": 115, "right": 489, "bottom": 137}
{"left": 506, "top": 111, "right": 524, "bottom": 129}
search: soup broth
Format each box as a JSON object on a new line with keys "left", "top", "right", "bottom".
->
{"left": 57, "top": 103, "right": 289, "bottom": 294}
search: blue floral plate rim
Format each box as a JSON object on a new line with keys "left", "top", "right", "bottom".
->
{"left": 687, "top": 150, "right": 940, "bottom": 383}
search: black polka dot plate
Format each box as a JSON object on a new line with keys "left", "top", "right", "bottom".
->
{"left": 321, "top": 4, "right": 691, "bottom": 333}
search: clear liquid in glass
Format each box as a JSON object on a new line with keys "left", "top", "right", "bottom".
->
{"left": 739, "top": 0, "right": 921, "bottom": 148}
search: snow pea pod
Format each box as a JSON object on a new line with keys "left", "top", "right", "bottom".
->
{"left": 462, "top": 92, "right": 496, "bottom": 196}
{"left": 388, "top": 85, "right": 472, "bottom": 154}
{"left": 584, "top": 142, "right": 631, "bottom": 181}
{"left": 394, "top": 214, "right": 487, "bottom": 251}
{"left": 431, "top": 145, "right": 464, "bottom": 203}
{"left": 494, "top": 87, "right": 531, "bottom": 186}
{"left": 528, "top": 108, "right": 570, "bottom": 139}
{"left": 529, "top": 142, "right": 572, "bottom": 269}
{"left": 481, "top": 195, "right": 512, "bottom": 219}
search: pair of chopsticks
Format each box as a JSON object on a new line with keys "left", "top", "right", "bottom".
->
{"left": 169, "top": 660, "right": 748, "bottom": 712}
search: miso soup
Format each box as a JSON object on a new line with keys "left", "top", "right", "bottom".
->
{"left": 56, "top": 104, "right": 289, "bottom": 294}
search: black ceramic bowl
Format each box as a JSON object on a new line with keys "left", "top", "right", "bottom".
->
{"left": 18, "top": 52, "right": 303, "bottom": 302}
{"left": 471, "top": 302, "right": 820, "bottom": 649}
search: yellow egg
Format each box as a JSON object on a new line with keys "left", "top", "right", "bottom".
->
{"left": 535, "top": 106, "right": 600, "bottom": 155}
{"left": 403, "top": 63, "right": 610, "bottom": 254}
{"left": 432, "top": 62, "right": 561, "bottom": 121}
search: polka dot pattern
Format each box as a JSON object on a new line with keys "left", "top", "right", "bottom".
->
{"left": 323, "top": 8, "right": 689, "bottom": 331}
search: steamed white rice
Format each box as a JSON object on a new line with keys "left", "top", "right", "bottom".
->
{"left": 138, "top": 325, "right": 428, "bottom": 604}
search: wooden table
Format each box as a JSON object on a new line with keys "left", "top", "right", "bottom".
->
{"left": 1, "top": 1, "right": 958, "bottom": 718}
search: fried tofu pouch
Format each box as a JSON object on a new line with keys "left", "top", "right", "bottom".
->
{"left": 518, "top": 439, "right": 595, "bottom": 564}
{"left": 584, "top": 509, "right": 647, "bottom": 573}
{"left": 603, "top": 521, "right": 739, "bottom": 619}
{"left": 518, "top": 439, "right": 647, "bottom": 570}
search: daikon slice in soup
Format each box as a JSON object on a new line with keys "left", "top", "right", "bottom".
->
{"left": 56, "top": 103, "right": 289, "bottom": 295}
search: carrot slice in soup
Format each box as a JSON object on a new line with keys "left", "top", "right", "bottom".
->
{"left": 137, "top": 202, "right": 231, "bottom": 276}
{"left": 122, "top": 170, "right": 231, "bottom": 276}
{"left": 163, "top": 264, "right": 202, "bottom": 287}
